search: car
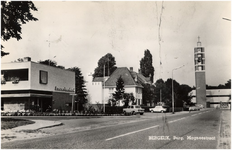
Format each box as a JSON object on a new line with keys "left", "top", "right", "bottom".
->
{"left": 189, "top": 106, "right": 200, "bottom": 111}
{"left": 195, "top": 104, "right": 204, "bottom": 109}
{"left": 149, "top": 106, "right": 167, "bottom": 113}
{"left": 123, "top": 105, "right": 144, "bottom": 115}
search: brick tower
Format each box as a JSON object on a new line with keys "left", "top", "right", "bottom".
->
{"left": 194, "top": 37, "right": 206, "bottom": 107}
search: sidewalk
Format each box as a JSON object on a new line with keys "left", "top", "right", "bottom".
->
{"left": 217, "top": 109, "right": 231, "bottom": 149}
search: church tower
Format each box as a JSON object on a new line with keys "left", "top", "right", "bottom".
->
{"left": 194, "top": 37, "right": 206, "bottom": 107}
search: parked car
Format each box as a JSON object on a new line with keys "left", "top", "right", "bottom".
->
{"left": 189, "top": 105, "right": 200, "bottom": 111}
{"left": 195, "top": 104, "right": 204, "bottom": 109}
{"left": 123, "top": 105, "right": 144, "bottom": 115}
{"left": 149, "top": 106, "right": 167, "bottom": 113}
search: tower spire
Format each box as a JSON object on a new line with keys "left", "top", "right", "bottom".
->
{"left": 197, "top": 36, "right": 201, "bottom": 47}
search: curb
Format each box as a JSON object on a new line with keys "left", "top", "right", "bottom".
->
{"left": 12, "top": 120, "right": 63, "bottom": 132}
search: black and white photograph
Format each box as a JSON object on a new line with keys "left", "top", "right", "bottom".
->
{"left": 1, "top": 0, "right": 231, "bottom": 149}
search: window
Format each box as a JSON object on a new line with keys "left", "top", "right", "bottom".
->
{"left": 1, "top": 69, "right": 29, "bottom": 81}
{"left": 136, "top": 88, "right": 141, "bottom": 94}
{"left": 40, "top": 70, "right": 48, "bottom": 84}
{"left": 109, "top": 88, "right": 114, "bottom": 93}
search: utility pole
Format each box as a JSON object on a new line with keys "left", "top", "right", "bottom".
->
{"left": 103, "top": 64, "right": 105, "bottom": 113}
{"left": 172, "top": 65, "right": 185, "bottom": 114}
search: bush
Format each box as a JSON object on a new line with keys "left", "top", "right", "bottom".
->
{"left": 105, "top": 106, "right": 123, "bottom": 115}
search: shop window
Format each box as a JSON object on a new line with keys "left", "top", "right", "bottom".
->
{"left": 40, "top": 70, "right": 48, "bottom": 84}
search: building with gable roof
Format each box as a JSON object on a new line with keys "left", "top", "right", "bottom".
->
{"left": 86, "top": 67, "right": 151, "bottom": 106}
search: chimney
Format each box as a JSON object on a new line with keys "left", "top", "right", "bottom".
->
{"left": 23, "top": 57, "right": 31, "bottom": 62}
{"left": 130, "top": 67, "right": 133, "bottom": 71}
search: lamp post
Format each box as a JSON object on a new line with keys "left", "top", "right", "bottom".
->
{"left": 103, "top": 64, "right": 106, "bottom": 114}
{"left": 70, "top": 93, "right": 77, "bottom": 114}
{"left": 172, "top": 65, "right": 185, "bottom": 114}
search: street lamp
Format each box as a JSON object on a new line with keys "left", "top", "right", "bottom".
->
{"left": 172, "top": 65, "right": 185, "bottom": 114}
{"left": 70, "top": 93, "right": 77, "bottom": 114}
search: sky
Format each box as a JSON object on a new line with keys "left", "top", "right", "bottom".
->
{"left": 1, "top": 1, "right": 231, "bottom": 87}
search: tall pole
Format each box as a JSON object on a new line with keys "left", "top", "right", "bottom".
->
{"left": 172, "top": 65, "right": 185, "bottom": 114}
{"left": 172, "top": 71, "right": 174, "bottom": 114}
{"left": 103, "top": 64, "right": 105, "bottom": 113}
{"left": 71, "top": 95, "right": 74, "bottom": 113}
{"left": 70, "top": 94, "right": 77, "bottom": 114}
{"left": 108, "top": 57, "right": 110, "bottom": 76}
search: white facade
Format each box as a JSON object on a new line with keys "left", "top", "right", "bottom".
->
{"left": 103, "top": 86, "right": 143, "bottom": 106}
{"left": 2, "top": 61, "right": 75, "bottom": 93}
{"left": 1, "top": 60, "right": 75, "bottom": 112}
{"left": 86, "top": 71, "right": 144, "bottom": 106}
{"left": 85, "top": 74, "right": 104, "bottom": 104}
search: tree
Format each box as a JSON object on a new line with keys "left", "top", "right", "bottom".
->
{"left": 38, "top": 59, "right": 57, "bottom": 67}
{"left": 57, "top": 65, "right": 65, "bottom": 69}
{"left": 154, "top": 79, "right": 165, "bottom": 105}
{"left": 142, "top": 83, "right": 155, "bottom": 106}
{"left": 165, "top": 78, "right": 181, "bottom": 107}
{"left": 206, "top": 79, "right": 231, "bottom": 89}
{"left": 93, "top": 53, "right": 117, "bottom": 77}
{"left": 68, "top": 67, "right": 88, "bottom": 112}
{"left": 113, "top": 76, "right": 125, "bottom": 103}
{"left": 140, "top": 49, "right": 155, "bottom": 83}
{"left": 225, "top": 79, "right": 231, "bottom": 89}
{"left": 178, "top": 84, "right": 193, "bottom": 106}
{"left": 1, "top": 1, "right": 38, "bottom": 57}
{"left": 123, "top": 93, "right": 135, "bottom": 107}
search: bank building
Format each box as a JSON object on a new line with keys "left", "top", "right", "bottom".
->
{"left": 1, "top": 57, "right": 75, "bottom": 112}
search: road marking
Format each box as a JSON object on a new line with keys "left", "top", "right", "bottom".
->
{"left": 106, "top": 111, "right": 212, "bottom": 141}
{"left": 105, "top": 125, "right": 159, "bottom": 141}
{"left": 169, "top": 117, "right": 186, "bottom": 123}
{"left": 106, "top": 116, "right": 189, "bottom": 141}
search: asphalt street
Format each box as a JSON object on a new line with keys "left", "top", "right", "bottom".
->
{"left": 1, "top": 109, "right": 223, "bottom": 149}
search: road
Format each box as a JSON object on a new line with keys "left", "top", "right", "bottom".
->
{"left": 2, "top": 109, "right": 222, "bottom": 149}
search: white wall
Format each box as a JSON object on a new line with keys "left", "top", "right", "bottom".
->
{"left": 104, "top": 86, "right": 143, "bottom": 106}
{"left": 86, "top": 81, "right": 103, "bottom": 104}
{"left": 1, "top": 62, "right": 31, "bottom": 90}
{"left": 85, "top": 73, "right": 144, "bottom": 105}
{"left": 86, "top": 74, "right": 112, "bottom": 104}
{"left": 30, "top": 62, "right": 75, "bottom": 93}
{"left": 1, "top": 61, "right": 75, "bottom": 94}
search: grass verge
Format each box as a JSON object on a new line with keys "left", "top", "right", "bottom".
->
{"left": 1, "top": 118, "right": 35, "bottom": 130}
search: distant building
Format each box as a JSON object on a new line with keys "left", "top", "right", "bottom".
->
{"left": 190, "top": 89, "right": 231, "bottom": 108}
{"left": 86, "top": 67, "right": 151, "bottom": 106}
{"left": 1, "top": 57, "right": 75, "bottom": 112}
